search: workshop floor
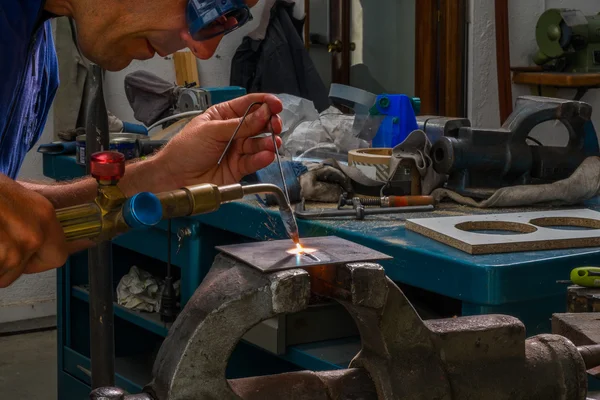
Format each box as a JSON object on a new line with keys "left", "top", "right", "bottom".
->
{"left": 0, "top": 330, "right": 57, "bottom": 400}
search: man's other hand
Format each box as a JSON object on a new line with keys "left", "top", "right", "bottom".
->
{"left": 153, "top": 93, "right": 283, "bottom": 189}
{"left": 0, "top": 175, "right": 68, "bottom": 288}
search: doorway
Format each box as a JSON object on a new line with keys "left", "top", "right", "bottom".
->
{"left": 305, "top": 0, "right": 468, "bottom": 117}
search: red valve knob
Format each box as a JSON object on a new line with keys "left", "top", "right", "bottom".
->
{"left": 90, "top": 151, "right": 126, "bottom": 182}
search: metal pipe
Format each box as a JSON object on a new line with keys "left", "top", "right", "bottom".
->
{"left": 578, "top": 344, "right": 600, "bottom": 369}
{"left": 227, "top": 369, "right": 377, "bottom": 400}
{"left": 85, "top": 63, "right": 115, "bottom": 388}
{"left": 88, "top": 241, "right": 115, "bottom": 388}
{"left": 296, "top": 204, "right": 434, "bottom": 220}
{"left": 243, "top": 184, "right": 300, "bottom": 243}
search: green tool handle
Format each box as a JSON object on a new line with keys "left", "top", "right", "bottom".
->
{"left": 570, "top": 267, "right": 600, "bottom": 288}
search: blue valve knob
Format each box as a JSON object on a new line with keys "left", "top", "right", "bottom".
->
{"left": 123, "top": 192, "right": 163, "bottom": 229}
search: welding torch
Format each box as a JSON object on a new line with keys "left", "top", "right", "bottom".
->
{"left": 56, "top": 151, "right": 299, "bottom": 244}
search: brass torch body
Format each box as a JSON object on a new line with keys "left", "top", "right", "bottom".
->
{"left": 57, "top": 183, "right": 290, "bottom": 242}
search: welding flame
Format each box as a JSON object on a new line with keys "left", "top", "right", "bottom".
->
{"left": 286, "top": 243, "right": 316, "bottom": 256}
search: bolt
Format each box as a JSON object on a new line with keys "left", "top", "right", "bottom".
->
{"left": 379, "top": 97, "right": 390, "bottom": 109}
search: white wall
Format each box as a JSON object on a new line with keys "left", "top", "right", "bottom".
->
{"left": 469, "top": 0, "right": 600, "bottom": 145}
{"left": 351, "top": 0, "right": 416, "bottom": 95}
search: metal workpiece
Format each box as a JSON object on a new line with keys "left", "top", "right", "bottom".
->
{"left": 426, "top": 96, "right": 597, "bottom": 195}
{"left": 215, "top": 236, "right": 392, "bottom": 273}
{"left": 146, "top": 254, "right": 311, "bottom": 400}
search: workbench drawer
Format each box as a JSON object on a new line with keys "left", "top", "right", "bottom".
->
{"left": 63, "top": 347, "right": 148, "bottom": 394}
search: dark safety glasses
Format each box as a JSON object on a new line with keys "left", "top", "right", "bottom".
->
{"left": 186, "top": 0, "right": 253, "bottom": 41}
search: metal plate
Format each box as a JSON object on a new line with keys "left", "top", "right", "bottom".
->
{"left": 215, "top": 236, "right": 392, "bottom": 272}
{"left": 406, "top": 209, "right": 600, "bottom": 255}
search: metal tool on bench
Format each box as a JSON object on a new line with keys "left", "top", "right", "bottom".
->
{"left": 295, "top": 196, "right": 434, "bottom": 221}
{"left": 558, "top": 267, "right": 600, "bottom": 288}
{"left": 423, "top": 96, "right": 600, "bottom": 198}
{"left": 56, "top": 151, "right": 299, "bottom": 243}
{"left": 75, "top": 134, "right": 167, "bottom": 166}
{"left": 337, "top": 192, "right": 435, "bottom": 209}
{"left": 91, "top": 236, "right": 600, "bottom": 400}
{"left": 533, "top": 9, "right": 600, "bottom": 73}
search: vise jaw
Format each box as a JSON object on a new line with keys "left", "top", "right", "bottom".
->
{"left": 91, "top": 238, "right": 598, "bottom": 400}
{"left": 420, "top": 96, "right": 599, "bottom": 198}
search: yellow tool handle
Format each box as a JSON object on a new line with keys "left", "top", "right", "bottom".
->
{"left": 56, "top": 203, "right": 103, "bottom": 241}
{"left": 570, "top": 267, "right": 600, "bottom": 288}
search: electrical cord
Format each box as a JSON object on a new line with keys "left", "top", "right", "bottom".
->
{"left": 147, "top": 110, "right": 205, "bottom": 132}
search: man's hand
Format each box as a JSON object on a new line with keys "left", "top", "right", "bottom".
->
{"left": 0, "top": 175, "right": 68, "bottom": 288}
{"left": 151, "top": 93, "right": 283, "bottom": 189}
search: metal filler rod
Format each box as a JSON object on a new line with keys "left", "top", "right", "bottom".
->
{"left": 218, "top": 102, "right": 300, "bottom": 245}
{"left": 84, "top": 64, "right": 115, "bottom": 388}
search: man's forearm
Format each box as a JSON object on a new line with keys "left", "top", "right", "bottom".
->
{"left": 20, "top": 177, "right": 97, "bottom": 209}
{"left": 20, "top": 157, "right": 169, "bottom": 209}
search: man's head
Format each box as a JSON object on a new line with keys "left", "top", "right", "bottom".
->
{"left": 45, "top": 0, "right": 258, "bottom": 71}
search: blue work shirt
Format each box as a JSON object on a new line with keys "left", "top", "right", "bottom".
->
{"left": 0, "top": 1, "right": 59, "bottom": 179}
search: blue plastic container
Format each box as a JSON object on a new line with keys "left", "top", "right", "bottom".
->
{"left": 371, "top": 94, "right": 419, "bottom": 148}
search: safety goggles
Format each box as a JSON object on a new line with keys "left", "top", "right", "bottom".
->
{"left": 186, "top": 0, "right": 253, "bottom": 41}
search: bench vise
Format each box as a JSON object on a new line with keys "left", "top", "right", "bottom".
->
{"left": 91, "top": 237, "right": 600, "bottom": 400}
{"left": 420, "top": 96, "right": 600, "bottom": 198}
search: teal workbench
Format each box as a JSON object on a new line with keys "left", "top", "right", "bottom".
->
{"left": 45, "top": 154, "right": 600, "bottom": 398}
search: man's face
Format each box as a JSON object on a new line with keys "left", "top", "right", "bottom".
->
{"left": 72, "top": 0, "right": 258, "bottom": 71}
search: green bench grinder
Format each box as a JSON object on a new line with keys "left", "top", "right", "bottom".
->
{"left": 533, "top": 8, "right": 600, "bottom": 72}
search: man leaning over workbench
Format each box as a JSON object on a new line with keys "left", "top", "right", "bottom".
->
{"left": 0, "top": 0, "right": 280, "bottom": 287}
